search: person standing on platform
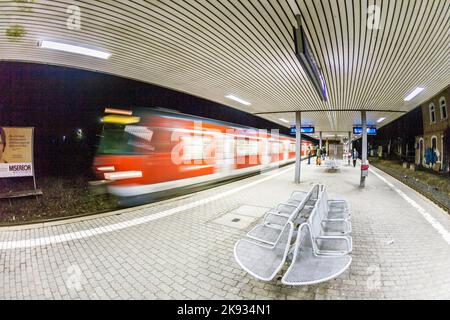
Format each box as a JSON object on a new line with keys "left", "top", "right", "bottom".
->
{"left": 316, "top": 146, "right": 322, "bottom": 166}
{"left": 352, "top": 148, "right": 359, "bottom": 167}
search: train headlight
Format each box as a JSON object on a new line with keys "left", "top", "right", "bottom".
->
{"left": 104, "top": 171, "right": 143, "bottom": 181}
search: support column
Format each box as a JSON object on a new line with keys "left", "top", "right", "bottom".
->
{"left": 348, "top": 131, "right": 352, "bottom": 166}
{"left": 319, "top": 131, "right": 323, "bottom": 149}
{"left": 295, "top": 111, "right": 302, "bottom": 184}
{"left": 360, "top": 111, "right": 368, "bottom": 187}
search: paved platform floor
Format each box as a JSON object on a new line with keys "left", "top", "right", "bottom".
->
{"left": 0, "top": 161, "right": 449, "bottom": 300}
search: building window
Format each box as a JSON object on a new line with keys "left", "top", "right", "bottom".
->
{"left": 440, "top": 97, "right": 447, "bottom": 120}
{"left": 429, "top": 103, "right": 436, "bottom": 124}
{"left": 431, "top": 136, "right": 437, "bottom": 150}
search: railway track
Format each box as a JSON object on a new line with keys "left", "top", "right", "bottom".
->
{"left": 371, "top": 163, "right": 450, "bottom": 213}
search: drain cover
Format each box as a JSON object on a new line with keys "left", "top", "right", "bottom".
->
{"left": 232, "top": 205, "right": 271, "bottom": 218}
{"left": 211, "top": 213, "right": 256, "bottom": 230}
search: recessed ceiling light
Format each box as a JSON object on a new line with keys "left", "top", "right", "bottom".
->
{"left": 38, "top": 40, "right": 111, "bottom": 59}
{"left": 225, "top": 95, "right": 251, "bottom": 106}
{"left": 404, "top": 87, "right": 424, "bottom": 102}
{"left": 377, "top": 117, "right": 386, "bottom": 123}
{"left": 279, "top": 118, "right": 290, "bottom": 123}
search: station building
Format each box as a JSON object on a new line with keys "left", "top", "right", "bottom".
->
{"left": 415, "top": 86, "right": 450, "bottom": 172}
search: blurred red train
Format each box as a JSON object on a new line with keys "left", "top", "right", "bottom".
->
{"left": 93, "top": 108, "right": 315, "bottom": 203}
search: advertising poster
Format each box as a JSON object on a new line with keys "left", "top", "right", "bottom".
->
{"left": 0, "top": 127, "right": 34, "bottom": 178}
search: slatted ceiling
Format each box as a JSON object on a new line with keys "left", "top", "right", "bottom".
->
{"left": 1, "top": 1, "right": 449, "bottom": 135}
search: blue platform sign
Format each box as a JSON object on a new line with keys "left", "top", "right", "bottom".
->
{"left": 353, "top": 127, "right": 377, "bottom": 135}
{"left": 290, "top": 127, "right": 315, "bottom": 135}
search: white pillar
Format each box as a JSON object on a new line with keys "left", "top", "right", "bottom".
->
{"left": 295, "top": 111, "right": 302, "bottom": 184}
{"left": 362, "top": 111, "right": 368, "bottom": 162}
{"left": 319, "top": 131, "right": 323, "bottom": 149}
{"left": 360, "top": 111, "right": 368, "bottom": 187}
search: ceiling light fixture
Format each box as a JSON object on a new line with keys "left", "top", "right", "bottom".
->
{"left": 377, "top": 117, "right": 386, "bottom": 123}
{"left": 279, "top": 118, "right": 290, "bottom": 124}
{"left": 38, "top": 40, "right": 111, "bottom": 59}
{"left": 404, "top": 87, "right": 424, "bottom": 102}
{"left": 225, "top": 95, "right": 251, "bottom": 106}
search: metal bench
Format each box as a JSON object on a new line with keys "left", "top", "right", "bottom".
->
{"left": 324, "top": 159, "right": 341, "bottom": 171}
{"left": 321, "top": 187, "right": 350, "bottom": 220}
{"left": 234, "top": 222, "right": 294, "bottom": 281}
{"left": 234, "top": 186, "right": 352, "bottom": 283}
{"left": 308, "top": 197, "right": 352, "bottom": 256}
{"left": 264, "top": 185, "right": 322, "bottom": 223}
{"left": 0, "top": 189, "right": 43, "bottom": 206}
{"left": 281, "top": 223, "right": 352, "bottom": 286}
{"left": 246, "top": 185, "right": 320, "bottom": 245}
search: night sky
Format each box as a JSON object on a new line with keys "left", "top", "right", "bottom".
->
{"left": 0, "top": 62, "right": 315, "bottom": 177}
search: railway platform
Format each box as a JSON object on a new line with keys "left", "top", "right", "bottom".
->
{"left": 0, "top": 161, "right": 449, "bottom": 299}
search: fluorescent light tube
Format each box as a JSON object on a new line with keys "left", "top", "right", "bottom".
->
{"left": 38, "top": 40, "right": 111, "bottom": 59}
{"left": 377, "top": 117, "right": 386, "bottom": 123}
{"left": 279, "top": 118, "right": 290, "bottom": 123}
{"left": 404, "top": 87, "right": 424, "bottom": 102}
{"left": 225, "top": 95, "right": 251, "bottom": 106}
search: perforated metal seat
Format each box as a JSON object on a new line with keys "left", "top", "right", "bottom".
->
{"left": 322, "top": 188, "right": 350, "bottom": 220}
{"left": 234, "top": 222, "right": 294, "bottom": 281}
{"left": 317, "top": 195, "right": 352, "bottom": 235}
{"left": 281, "top": 223, "right": 352, "bottom": 286}
{"left": 308, "top": 199, "right": 352, "bottom": 255}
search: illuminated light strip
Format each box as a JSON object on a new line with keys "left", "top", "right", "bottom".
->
{"left": 370, "top": 168, "right": 450, "bottom": 245}
{"left": 404, "top": 87, "right": 425, "bottom": 102}
{"left": 97, "top": 166, "right": 115, "bottom": 172}
{"left": 225, "top": 95, "right": 251, "bottom": 106}
{"left": 38, "top": 40, "right": 111, "bottom": 59}
{"left": 104, "top": 171, "right": 143, "bottom": 181}
{"left": 0, "top": 166, "right": 294, "bottom": 250}
{"left": 104, "top": 108, "right": 133, "bottom": 116}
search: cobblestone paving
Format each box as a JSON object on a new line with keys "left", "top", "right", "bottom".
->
{"left": 0, "top": 162, "right": 449, "bottom": 300}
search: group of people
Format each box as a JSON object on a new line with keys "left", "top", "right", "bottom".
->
{"left": 306, "top": 145, "right": 360, "bottom": 167}
{"left": 306, "top": 145, "right": 327, "bottom": 166}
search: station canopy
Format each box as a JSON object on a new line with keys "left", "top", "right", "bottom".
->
{"left": 1, "top": 0, "right": 449, "bottom": 139}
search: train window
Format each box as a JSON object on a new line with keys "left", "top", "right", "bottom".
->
{"left": 124, "top": 126, "right": 155, "bottom": 151}
{"left": 270, "top": 141, "right": 282, "bottom": 154}
{"left": 236, "top": 138, "right": 258, "bottom": 156}
{"left": 289, "top": 143, "right": 296, "bottom": 153}
{"left": 97, "top": 123, "right": 155, "bottom": 155}
{"left": 181, "top": 136, "right": 213, "bottom": 161}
